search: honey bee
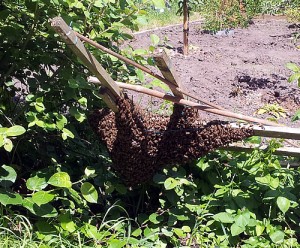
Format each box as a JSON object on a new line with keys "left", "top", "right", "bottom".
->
{"left": 230, "top": 85, "right": 243, "bottom": 97}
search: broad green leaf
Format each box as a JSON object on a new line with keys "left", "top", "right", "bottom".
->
{"left": 0, "top": 128, "right": 8, "bottom": 135}
{"left": 0, "top": 190, "right": 22, "bottom": 206}
{"left": 230, "top": 223, "right": 245, "bottom": 236}
{"left": 6, "top": 125, "right": 26, "bottom": 137}
{"left": 36, "top": 220, "right": 56, "bottom": 237}
{"left": 161, "top": 228, "right": 173, "bottom": 237}
{"left": 131, "top": 228, "right": 142, "bottom": 237}
{"left": 4, "top": 138, "right": 13, "bottom": 152}
{"left": 0, "top": 165, "right": 17, "bottom": 187}
{"left": 151, "top": 0, "right": 165, "bottom": 9}
{"left": 26, "top": 174, "right": 48, "bottom": 191}
{"left": 56, "top": 114, "right": 67, "bottom": 130}
{"left": 164, "top": 177, "right": 178, "bottom": 190}
{"left": 182, "top": 226, "right": 191, "bottom": 233}
{"left": 136, "top": 69, "right": 145, "bottom": 82}
{"left": 108, "top": 239, "right": 127, "bottom": 248}
{"left": 174, "top": 228, "right": 185, "bottom": 238}
{"left": 23, "top": 198, "right": 57, "bottom": 217}
{"left": 256, "top": 223, "right": 265, "bottom": 236}
{"left": 62, "top": 128, "right": 74, "bottom": 140}
{"left": 149, "top": 213, "right": 162, "bottom": 224}
{"left": 58, "top": 212, "right": 77, "bottom": 232}
{"left": 35, "top": 102, "right": 45, "bottom": 113}
{"left": 32, "top": 191, "right": 55, "bottom": 206}
{"left": 235, "top": 213, "right": 250, "bottom": 227}
{"left": 276, "top": 196, "right": 290, "bottom": 214}
{"left": 269, "top": 230, "right": 284, "bottom": 243}
{"left": 48, "top": 172, "right": 72, "bottom": 188}
{"left": 78, "top": 97, "right": 87, "bottom": 107}
{"left": 0, "top": 135, "right": 4, "bottom": 147}
{"left": 84, "top": 167, "right": 96, "bottom": 178}
{"left": 270, "top": 177, "right": 279, "bottom": 189}
{"left": 150, "top": 34, "right": 160, "bottom": 46}
{"left": 213, "top": 212, "right": 234, "bottom": 223}
{"left": 80, "top": 182, "right": 98, "bottom": 203}
{"left": 286, "top": 62, "right": 300, "bottom": 72}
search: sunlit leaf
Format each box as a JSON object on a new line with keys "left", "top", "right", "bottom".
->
{"left": 32, "top": 191, "right": 55, "bottom": 206}
{"left": 80, "top": 182, "right": 98, "bottom": 203}
{"left": 277, "top": 196, "right": 290, "bottom": 214}
{"left": 48, "top": 172, "right": 72, "bottom": 188}
{"left": 6, "top": 125, "right": 26, "bottom": 137}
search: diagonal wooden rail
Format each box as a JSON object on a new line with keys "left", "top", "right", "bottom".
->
{"left": 75, "top": 31, "right": 224, "bottom": 110}
{"left": 88, "top": 76, "right": 284, "bottom": 127}
{"left": 50, "top": 17, "right": 121, "bottom": 112}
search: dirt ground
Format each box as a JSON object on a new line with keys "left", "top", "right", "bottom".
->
{"left": 127, "top": 16, "right": 300, "bottom": 127}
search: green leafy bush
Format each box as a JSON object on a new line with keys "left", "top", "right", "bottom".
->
{"left": 1, "top": 0, "right": 300, "bottom": 247}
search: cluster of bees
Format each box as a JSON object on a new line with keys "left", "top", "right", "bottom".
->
{"left": 89, "top": 97, "right": 254, "bottom": 186}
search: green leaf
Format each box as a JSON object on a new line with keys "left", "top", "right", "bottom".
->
{"left": 0, "top": 190, "right": 22, "bottom": 206}
{"left": 269, "top": 230, "right": 284, "bottom": 243}
{"left": 292, "top": 109, "right": 300, "bottom": 122}
{"left": 182, "top": 226, "right": 191, "bottom": 233}
{"left": 48, "top": 172, "right": 72, "bottom": 188}
{"left": 0, "top": 135, "right": 4, "bottom": 147}
{"left": 23, "top": 198, "right": 57, "bottom": 217}
{"left": 84, "top": 167, "right": 96, "bottom": 178}
{"left": 276, "top": 196, "right": 290, "bottom": 214}
{"left": 26, "top": 173, "right": 48, "bottom": 191}
{"left": 55, "top": 114, "right": 67, "bottom": 130}
{"left": 62, "top": 128, "right": 74, "bottom": 140}
{"left": 174, "top": 228, "right": 185, "bottom": 238}
{"left": 150, "top": 34, "right": 160, "bottom": 46}
{"left": 131, "top": 228, "right": 142, "bottom": 237}
{"left": 136, "top": 69, "right": 145, "bottom": 82}
{"left": 288, "top": 73, "right": 300, "bottom": 83}
{"left": 231, "top": 223, "right": 245, "bottom": 236}
{"left": 213, "top": 212, "right": 234, "bottom": 223}
{"left": 6, "top": 125, "right": 26, "bottom": 137}
{"left": 286, "top": 62, "right": 300, "bottom": 72}
{"left": 235, "top": 213, "right": 250, "bottom": 227}
{"left": 164, "top": 177, "right": 178, "bottom": 190}
{"left": 0, "top": 165, "right": 17, "bottom": 188}
{"left": 149, "top": 213, "right": 162, "bottom": 224}
{"left": 151, "top": 0, "right": 165, "bottom": 9}
{"left": 32, "top": 191, "right": 55, "bottom": 206}
{"left": 256, "top": 223, "right": 265, "bottom": 236}
{"left": 4, "top": 138, "right": 13, "bottom": 152}
{"left": 58, "top": 212, "right": 77, "bottom": 232}
{"left": 80, "top": 182, "right": 98, "bottom": 203}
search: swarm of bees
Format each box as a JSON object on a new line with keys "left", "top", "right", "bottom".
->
{"left": 89, "top": 97, "right": 253, "bottom": 186}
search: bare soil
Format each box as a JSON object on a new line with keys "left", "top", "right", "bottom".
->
{"left": 128, "top": 16, "right": 300, "bottom": 127}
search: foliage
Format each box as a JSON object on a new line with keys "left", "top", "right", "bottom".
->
{"left": 285, "top": 7, "right": 300, "bottom": 22}
{"left": 197, "top": 0, "right": 300, "bottom": 31}
{"left": 197, "top": 0, "right": 254, "bottom": 31}
{"left": 1, "top": 0, "right": 300, "bottom": 247}
{"left": 286, "top": 62, "right": 300, "bottom": 122}
{"left": 255, "top": 103, "right": 287, "bottom": 121}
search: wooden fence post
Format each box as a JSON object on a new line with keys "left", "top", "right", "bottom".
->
{"left": 153, "top": 50, "right": 186, "bottom": 99}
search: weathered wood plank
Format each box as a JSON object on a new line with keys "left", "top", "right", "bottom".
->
{"left": 221, "top": 144, "right": 300, "bottom": 157}
{"left": 153, "top": 50, "right": 185, "bottom": 99}
{"left": 230, "top": 123, "right": 300, "bottom": 140}
{"left": 50, "top": 16, "right": 121, "bottom": 112}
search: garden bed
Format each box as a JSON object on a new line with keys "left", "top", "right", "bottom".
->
{"left": 128, "top": 16, "right": 300, "bottom": 127}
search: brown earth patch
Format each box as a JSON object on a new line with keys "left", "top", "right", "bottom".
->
{"left": 127, "top": 17, "right": 300, "bottom": 127}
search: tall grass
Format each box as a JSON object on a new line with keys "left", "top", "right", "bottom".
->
{"left": 138, "top": 5, "right": 202, "bottom": 30}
